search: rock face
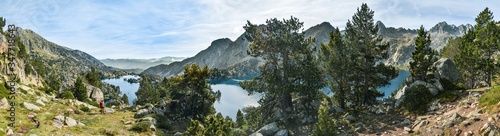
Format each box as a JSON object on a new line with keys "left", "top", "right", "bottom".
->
{"left": 85, "top": 83, "right": 104, "bottom": 102}
{"left": 432, "top": 58, "right": 462, "bottom": 83}
{"left": 23, "top": 102, "right": 41, "bottom": 111}
{"left": 256, "top": 122, "right": 279, "bottom": 136}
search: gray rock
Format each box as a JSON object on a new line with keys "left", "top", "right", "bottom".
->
{"left": 394, "top": 85, "right": 407, "bottom": 100}
{"left": 250, "top": 132, "right": 264, "bottom": 136}
{"left": 401, "top": 118, "right": 411, "bottom": 126}
{"left": 54, "top": 115, "right": 78, "bottom": 127}
{"left": 0, "top": 97, "right": 8, "bottom": 109}
{"left": 23, "top": 102, "right": 41, "bottom": 111}
{"left": 432, "top": 58, "right": 462, "bottom": 83}
{"left": 173, "top": 132, "right": 183, "bottom": 136}
{"left": 274, "top": 129, "right": 288, "bottom": 136}
{"left": 464, "top": 131, "right": 473, "bottom": 136}
{"left": 411, "top": 80, "right": 439, "bottom": 96}
{"left": 40, "top": 97, "right": 49, "bottom": 102}
{"left": 480, "top": 123, "right": 499, "bottom": 136}
{"left": 6, "top": 129, "right": 14, "bottom": 135}
{"left": 137, "top": 117, "right": 157, "bottom": 125}
{"left": 344, "top": 113, "right": 356, "bottom": 122}
{"left": 434, "top": 79, "right": 444, "bottom": 91}
{"left": 375, "top": 108, "right": 384, "bottom": 114}
{"left": 150, "top": 124, "right": 156, "bottom": 131}
{"left": 85, "top": 83, "right": 104, "bottom": 102}
{"left": 105, "top": 108, "right": 114, "bottom": 114}
{"left": 412, "top": 120, "right": 428, "bottom": 132}
{"left": 36, "top": 99, "right": 45, "bottom": 106}
{"left": 134, "top": 108, "right": 150, "bottom": 118}
{"left": 257, "top": 122, "right": 279, "bottom": 136}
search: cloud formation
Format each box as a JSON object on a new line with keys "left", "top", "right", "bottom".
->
{"left": 0, "top": 0, "right": 499, "bottom": 59}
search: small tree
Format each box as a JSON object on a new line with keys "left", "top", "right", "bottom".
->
{"left": 311, "top": 98, "right": 336, "bottom": 136}
{"left": 121, "top": 94, "right": 129, "bottom": 104}
{"left": 0, "top": 17, "right": 5, "bottom": 33}
{"left": 74, "top": 77, "right": 87, "bottom": 101}
{"left": 235, "top": 109, "right": 245, "bottom": 128}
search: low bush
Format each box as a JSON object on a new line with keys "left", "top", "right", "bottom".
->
{"left": 130, "top": 121, "right": 152, "bottom": 132}
{"left": 80, "top": 107, "right": 91, "bottom": 112}
{"left": 402, "top": 84, "right": 433, "bottom": 115}
{"left": 61, "top": 91, "right": 75, "bottom": 99}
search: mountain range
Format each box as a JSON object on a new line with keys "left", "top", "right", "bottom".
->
{"left": 142, "top": 21, "right": 473, "bottom": 78}
{"left": 99, "top": 57, "right": 185, "bottom": 73}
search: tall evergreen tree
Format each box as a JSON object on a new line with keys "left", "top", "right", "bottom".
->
{"left": 344, "top": 3, "right": 397, "bottom": 105}
{"left": 74, "top": 77, "right": 87, "bottom": 101}
{"left": 455, "top": 29, "right": 482, "bottom": 89}
{"left": 241, "top": 16, "right": 324, "bottom": 123}
{"left": 0, "top": 17, "right": 5, "bottom": 33}
{"left": 318, "top": 27, "right": 352, "bottom": 109}
{"left": 474, "top": 7, "right": 498, "bottom": 87}
{"left": 121, "top": 94, "right": 129, "bottom": 104}
{"left": 410, "top": 26, "right": 436, "bottom": 81}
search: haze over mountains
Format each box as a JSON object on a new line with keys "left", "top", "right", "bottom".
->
{"left": 99, "top": 57, "right": 185, "bottom": 73}
{"left": 142, "top": 21, "right": 473, "bottom": 78}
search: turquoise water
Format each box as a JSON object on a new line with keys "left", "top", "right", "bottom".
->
{"left": 378, "top": 70, "right": 410, "bottom": 98}
{"left": 102, "top": 75, "right": 140, "bottom": 105}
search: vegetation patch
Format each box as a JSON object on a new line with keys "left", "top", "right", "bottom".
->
{"left": 130, "top": 121, "right": 152, "bottom": 132}
{"left": 479, "top": 86, "right": 500, "bottom": 113}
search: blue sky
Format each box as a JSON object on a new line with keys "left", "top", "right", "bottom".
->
{"left": 1, "top": 0, "right": 499, "bottom": 59}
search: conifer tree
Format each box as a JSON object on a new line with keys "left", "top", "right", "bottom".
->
{"left": 410, "top": 26, "right": 436, "bottom": 81}
{"left": 344, "top": 3, "right": 397, "bottom": 105}
{"left": 235, "top": 109, "right": 245, "bottom": 128}
{"left": 318, "top": 27, "right": 352, "bottom": 109}
{"left": 455, "top": 29, "right": 482, "bottom": 88}
{"left": 0, "top": 17, "right": 5, "bottom": 33}
{"left": 474, "top": 7, "right": 498, "bottom": 87}
{"left": 311, "top": 98, "right": 336, "bottom": 136}
{"left": 74, "top": 77, "right": 87, "bottom": 101}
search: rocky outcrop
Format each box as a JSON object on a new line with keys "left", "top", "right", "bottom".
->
{"left": 134, "top": 108, "right": 151, "bottom": 118}
{"left": 432, "top": 58, "right": 462, "bottom": 83}
{"left": 253, "top": 122, "right": 280, "bottom": 136}
{"left": 53, "top": 115, "right": 85, "bottom": 129}
{"left": 84, "top": 83, "right": 104, "bottom": 102}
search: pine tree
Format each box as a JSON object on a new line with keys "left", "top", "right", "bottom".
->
{"left": 241, "top": 16, "right": 324, "bottom": 123}
{"left": 74, "top": 77, "right": 87, "bottom": 101}
{"left": 311, "top": 98, "right": 336, "bottom": 136}
{"left": 318, "top": 27, "right": 353, "bottom": 109}
{"left": 121, "top": 94, "right": 129, "bottom": 104}
{"left": 235, "top": 109, "right": 245, "bottom": 128}
{"left": 455, "top": 29, "right": 482, "bottom": 89}
{"left": 0, "top": 17, "right": 5, "bottom": 33}
{"left": 410, "top": 26, "right": 436, "bottom": 81}
{"left": 85, "top": 67, "right": 101, "bottom": 88}
{"left": 344, "top": 3, "right": 397, "bottom": 106}
{"left": 474, "top": 7, "right": 498, "bottom": 87}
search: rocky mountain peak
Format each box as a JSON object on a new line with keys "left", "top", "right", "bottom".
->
{"left": 429, "top": 21, "right": 473, "bottom": 35}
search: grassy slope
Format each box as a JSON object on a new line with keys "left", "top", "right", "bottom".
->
{"left": 0, "top": 87, "right": 146, "bottom": 136}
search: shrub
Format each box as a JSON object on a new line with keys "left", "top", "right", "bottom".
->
{"left": 402, "top": 84, "right": 433, "bottom": 115}
{"left": 130, "top": 121, "right": 152, "bottom": 132}
{"left": 106, "top": 101, "right": 120, "bottom": 107}
{"left": 61, "top": 91, "right": 75, "bottom": 99}
{"left": 80, "top": 107, "right": 91, "bottom": 112}
{"left": 84, "top": 99, "right": 99, "bottom": 107}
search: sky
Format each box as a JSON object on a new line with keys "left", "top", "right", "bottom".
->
{"left": 0, "top": 0, "right": 499, "bottom": 59}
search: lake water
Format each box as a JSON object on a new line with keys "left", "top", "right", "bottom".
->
{"left": 102, "top": 70, "right": 408, "bottom": 119}
{"left": 378, "top": 70, "right": 410, "bottom": 98}
{"left": 101, "top": 75, "right": 140, "bottom": 105}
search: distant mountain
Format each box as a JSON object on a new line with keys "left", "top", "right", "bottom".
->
{"left": 99, "top": 57, "right": 185, "bottom": 73}
{"left": 142, "top": 21, "right": 472, "bottom": 78}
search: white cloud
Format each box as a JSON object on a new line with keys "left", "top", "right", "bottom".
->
{"left": 1, "top": 0, "right": 499, "bottom": 59}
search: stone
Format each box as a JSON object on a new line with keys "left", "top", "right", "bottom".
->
{"left": 154, "top": 107, "right": 165, "bottom": 115}
{"left": 401, "top": 118, "right": 411, "bottom": 126}
{"left": 411, "top": 80, "right": 439, "bottom": 96}
{"left": 23, "top": 102, "right": 41, "bottom": 111}
{"left": 105, "top": 108, "right": 114, "bottom": 114}
{"left": 434, "top": 79, "right": 444, "bottom": 91}
{"left": 134, "top": 108, "right": 150, "bottom": 118}
{"left": 274, "top": 129, "right": 288, "bottom": 136}
{"left": 137, "top": 117, "right": 157, "bottom": 125}
{"left": 394, "top": 85, "right": 407, "bottom": 100}
{"left": 0, "top": 97, "right": 8, "bottom": 109}
{"left": 54, "top": 115, "right": 82, "bottom": 127}
{"left": 375, "top": 108, "right": 384, "bottom": 114}
{"left": 480, "top": 123, "right": 499, "bottom": 136}
{"left": 432, "top": 58, "right": 462, "bottom": 83}
{"left": 6, "top": 129, "right": 14, "bottom": 135}
{"left": 412, "top": 120, "right": 428, "bottom": 132}
{"left": 257, "top": 122, "right": 279, "bottom": 136}
{"left": 124, "top": 121, "right": 132, "bottom": 125}
{"left": 85, "top": 83, "right": 105, "bottom": 102}
{"left": 250, "top": 132, "right": 264, "bottom": 136}
{"left": 464, "top": 131, "right": 473, "bottom": 136}
{"left": 404, "top": 127, "right": 412, "bottom": 133}
{"left": 40, "top": 97, "right": 49, "bottom": 102}
{"left": 461, "top": 120, "right": 470, "bottom": 126}
{"left": 36, "top": 99, "right": 45, "bottom": 106}
{"left": 150, "top": 124, "right": 156, "bottom": 131}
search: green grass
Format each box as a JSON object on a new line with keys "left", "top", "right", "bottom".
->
{"left": 479, "top": 86, "right": 500, "bottom": 113}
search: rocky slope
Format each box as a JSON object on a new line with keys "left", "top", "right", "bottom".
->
{"left": 143, "top": 21, "right": 472, "bottom": 78}
{"left": 11, "top": 27, "right": 122, "bottom": 90}
{"left": 99, "top": 56, "right": 185, "bottom": 73}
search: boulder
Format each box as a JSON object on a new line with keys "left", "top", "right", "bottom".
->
{"left": 343, "top": 113, "right": 356, "bottom": 122}
{"left": 6, "top": 129, "right": 14, "bottom": 135}
{"left": 412, "top": 120, "right": 428, "bottom": 132}
{"left": 0, "top": 97, "right": 8, "bottom": 109}
{"left": 173, "top": 132, "right": 183, "bottom": 136}
{"left": 36, "top": 99, "right": 45, "bottom": 106}
{"left": 23, "top": 102, "right": 41, "bottom": 111}
{"left": 149, "top": 124, "right": 156, "bottom": 131}
{"left": 250, "top": 132, "right": 264, "bottom": 136}
{"left": 137, "top": 117, "right": 157, "bottom": 125}
{"left": 432, "top": 58, "right": 462, "bottom": 83}
{"left": 40, "top": 97, "right": 49, "bottom": 102}
{"left": 85, "top": 83, "right": 104, "bottom": 102}
{"left": 411, "top": 80, "right": 439, "bottom": 96}
{"left": 401, "top": 118, "right": 411, "bottom": 126}
{"left": 442, "top": 112, "right": 464, "bottom": 128}
{"left": 274, "top": 129, "right": 288, "bottom": 136}
{"left": 480, "top": 123, "right": 499, "bottom": 136}
{"left": 257, "top": 122, "right": 279, "bottom": 136}
{"left": 134, "top": 108, "right": 150, "bottom": 118}
{"left": 105, "top": 108, "right": 114, "bottom": 114}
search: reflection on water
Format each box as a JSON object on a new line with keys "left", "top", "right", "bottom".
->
{"left": 102, "top": 75, "right": 140, "bottom": 105}
{"left": 211, "top": 83, "right": 260, "bottom": 119}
